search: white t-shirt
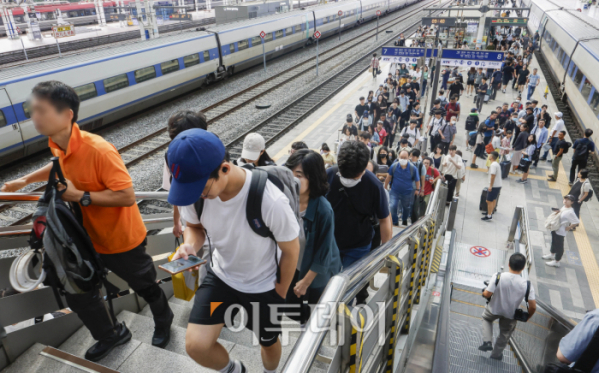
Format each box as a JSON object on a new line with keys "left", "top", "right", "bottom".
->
{"left": 552, "top": 119, "right": 565, "bottom": 138}
{"left": 486, "top": 272, "right": 536, "bottom": 319}
{"left": 162, "top": 161, "right": 172, "bottom": 191}
{"left": 179, "top": 168, "right": 299, "bottom": 293}
{"left": 488, "top": 161, "right": 503, "bottom": 188}
{"left": 556, "top": 207, "right": 579, "bottom": 237}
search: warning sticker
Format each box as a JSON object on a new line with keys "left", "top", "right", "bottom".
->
{"left": 470, "top": 246, "right": 491, "bottom": 257}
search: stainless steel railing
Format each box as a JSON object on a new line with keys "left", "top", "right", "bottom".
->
{"left": 508, "top": 205, "right": 533, "bottom": 274}
{"left": 0, "top": 191, "right": 169, "bottom": 205}
{"left": 283, "top": 180, "right": 449, "bottom": 373}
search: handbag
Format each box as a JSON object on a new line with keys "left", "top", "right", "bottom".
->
{"left": 544, "top": 325, "right": 599, "bottom": 372}
{"left": 168, "top": 238, "right": 200, "bottom": 301}
{"left": 485, "top": 142, "right": 495, "bottom": 154}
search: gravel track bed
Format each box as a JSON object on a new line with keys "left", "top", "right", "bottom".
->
{"left": 0, "top": 0, "right": 438, "bottom": 222}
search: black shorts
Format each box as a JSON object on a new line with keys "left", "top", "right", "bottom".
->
{"left": 486, "top": 187, "right": 501, "bottom": 202}
{"left": 189, "top": 268, "right": 285, "bottom": 347}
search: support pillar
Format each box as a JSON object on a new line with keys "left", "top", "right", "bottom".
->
{"left": 475, "top": 0, "right": 489, "bottom": 49}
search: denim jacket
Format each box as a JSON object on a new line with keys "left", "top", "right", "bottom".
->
{"left": 300, "top": 196, "right": 342, "bottom": 289}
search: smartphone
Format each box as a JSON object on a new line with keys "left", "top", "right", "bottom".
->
{"left": 159, "top": 255, "right": 206, "bottom": 275}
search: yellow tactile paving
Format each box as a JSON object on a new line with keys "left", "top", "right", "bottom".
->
{"left": 547, "top": 162, "right": 599, "bottom": 308}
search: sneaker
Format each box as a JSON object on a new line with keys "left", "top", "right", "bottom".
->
{"left": 547, "top": 159, "right": 552, "bottom": 162}
{"left": 539, "top": 157, "right": 547, "bottom": 161}
{"left": 478, "top": 341, "right": 493, "bottom": 352}
{"left": 547, "top": 177, "right": 556, "bottom": 181}
{"left": 482, "top": 211, "right": 490, "bottom": 216}
{"left": 502, "top": 89, "right": 506, "bottom": 93}
{"left": 85, "top": 322, "right": 132, "bottom": 362}
{"left": 542, "top": 253, "right": 556, "bottom": 260}
{"left": 490, "top": 354, "right": 504, "bottom": 361}
{"left": 481, "top": 216, "right": 493, "bottom": 221}
{"left": 517, "top": 179, "right": 527, "bottom": 184}
{"left": 152, "top": 308, "right": 174, "bottom": 348}
{"left": 402, "top": 220, "right": 408, "bottom": 226}
{"left": 471, "top": 163, "right": 478, "bottom": 168}
{"left": 546, "top": 260, "right": 561, "bottom": 268}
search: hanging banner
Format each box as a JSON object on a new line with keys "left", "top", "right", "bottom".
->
{"left": 381, "top": 57, "right": 431, "bottom": 66}
{"left": 442, "top": 49, "right": 504, "bottom": 61}
{"left": 381, "top": 47, "right": 439, "bottom": 58}
{"left": 440, "top": 59, "right": 502, "bottom": 68}
{"left": 466, "top": 22, "right": 478, "bottom": 33}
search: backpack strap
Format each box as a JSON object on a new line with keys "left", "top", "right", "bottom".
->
{"left": 524, "top": 280, "right": 530, "bottom": 310}
{"left": 495, "top": 272, "right": 501, "bottom": 287}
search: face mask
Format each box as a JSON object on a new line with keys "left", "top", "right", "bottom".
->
{"left": 338, "top": 172, "right": 362, "bottom": 188}
{"left": 380, "top": 154, "right": 387, "bottom": 158}
{"left": 399, "top": 159, "right": 408, "bottom": 166}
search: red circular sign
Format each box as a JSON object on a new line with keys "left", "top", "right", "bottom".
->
{"left": 432, "top": 291, "right": 440, "bottom": 297}
{"left": 470, "top": 246, "right": 491, "bottom": 257}
{"left": 338, "top": 10, "right": 343, "bottom": 16}
{"left": 376, "top": 10, "right": 381, "bottom": 16}
{"left": 259, "top": 31, "right": 266, "bottom": 38}
{"left": 313, "top": 30, "right": 321, "bottom": 39}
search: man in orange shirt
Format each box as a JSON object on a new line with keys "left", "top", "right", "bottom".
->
{"left": 1, "top": 81, "right": 173, "bottom": 362}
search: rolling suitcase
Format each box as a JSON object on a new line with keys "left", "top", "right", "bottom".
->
{"left": 480, "top": 187, "right": 500, "bottom": 212}
{"left": 500, "top": 161, "right": 511, "bottom": 179}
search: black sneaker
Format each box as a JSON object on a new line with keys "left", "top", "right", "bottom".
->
{"left": 471, "top": 163, "right": 478, "bottom": 169}
{"left": 152, "top": 308, "right": 174, "bottom": 348}
{"left": 490, "top": 354, "right": 503, "bottom": 361}
{"left": 481, "top": 216, "right": 493, "bottom": 221}
{"left": 402, "top": 220, "right": 408, "bottom": 226}
{"left": 482, "top": 212, "right": 489, "bottom": 216}
{"left": 478, "top": 341, "right": 493, "bottom": 352}
{"left": 85, "top": 322, "right": 132, "bottom": 362}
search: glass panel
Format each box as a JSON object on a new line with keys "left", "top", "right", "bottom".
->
{"left": 134, "top": 66, "right": 156, "bottom": 83}
{"left": 322, "top": 17, "right": 328, "bottom": 24}
{"left": 0, "top": 110, "right": 6, "bottom": 127}
{"left": 238, "top": 39, "right": 249, "bottom": 51}
{"left": 275, "top": 29, "right": 283, "bottom": 38}
{"left": 74, "top": 83, "right": 98, "bottom": 101}
{"left": 251, "top": 36, "right": 262, "bottom": 46}
{"left": 589, "top": 89, "right": 599, "bottom": 112}
{"left": 104, "top": 74, "right": 129, "bottom": 93}
{"left": 295, "top": 24, "right": 302, "bottom": 32}
{"left": 581, "top": 78, "right": 593, "bottom": 102}
{"left": 203, "top": 51, "right": 210, "bottom": 61}
{"left": 184, "top": 54, "right": 199, "bottom": 67}
{"left": 562, "top": 55, "right": 570, "bottom": 69}
{"left": 22, "top": 101, "right": 31, "bottom": 118}
{"left": 285, "top": 27, "right": 293, "bottom": 35}
{"left": 161, "top": 59, "right": 180, "bottom": 75}
{"left": 264, "top": 32, "right": 273, "bottom": 42}
{"left": 229, "top": 43, "right": 235, "bottom": 53}
{"left": 574, "top": 68, "right": 584, "bottom": 87}
{"left": 568, "top": 63, "right": 576, "bottom": 78}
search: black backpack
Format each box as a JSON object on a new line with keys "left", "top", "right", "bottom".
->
{"left": 573, "top": 139, "right": 592, "bottom": 160}
{"left": 193, "top": 165, "right": 301, "bottom": 283}
{"left": 468, "top": 132, "right": 478, "bottom": 147}
{"left": 30, "top": 158, "right": 119, "bottom": 323}
{"left": 465, "top": 115, "right": 478, "bottom": 131}
{"left": 563, "top": 141, "right": 572, "bottom": 154}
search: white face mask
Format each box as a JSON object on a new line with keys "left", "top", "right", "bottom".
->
{"left": 338, "top": 172, "right": 362, "bottom": 188}
{"left": 399, "top": 159, "right": 409, "bottom": 166}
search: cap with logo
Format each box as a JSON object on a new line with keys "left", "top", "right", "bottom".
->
{"left": 166, "top": 128, "right": 225, "bottom": 206}
{"left": 241, "top": 133, "right": 266, "bottom": 161}
{"left": 555, "top": 112, "right": 563, "bottom": 118}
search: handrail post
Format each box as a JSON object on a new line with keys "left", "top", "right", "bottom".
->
{"left": 385, "top": 255, "right": 404, "bottom": 373}
{"left": 508, "top": 206, "right": 523, "bottom": 242}
{"left": 402, "top": 237, "right": 419, "bottom": 332}
{"left": 415, "top": 227, "right": 427, "bottom": 303}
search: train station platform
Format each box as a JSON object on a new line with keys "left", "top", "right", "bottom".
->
{"left": 0, "top": 10, "right": 214, "bottom": 55}
{"left": 267, "top": 54, "right": 599, "bottom": 322}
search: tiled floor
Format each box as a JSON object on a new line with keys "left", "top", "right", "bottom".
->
{"left": 267, "top": 50, "right": 599, "bottom": 321}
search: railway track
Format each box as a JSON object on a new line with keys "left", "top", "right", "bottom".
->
{"left": 0, "top": 0, "right": 449, "bottom": 226}
{"left": 0, "top": 18, "right": 215, "bottom": 66}
{"left": 535, "top": 50, "right": 599, "bottom": 189}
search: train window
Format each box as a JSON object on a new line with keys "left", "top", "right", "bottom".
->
{"left": 275, "top": 30, "right": 283, "bottom": 38}
{"left": 295, "top": 24, "right": 302, "bottom": 33}
{"left": 285, "top": 27, "right": 293, "bottom": 35}
{"left": 562, "top": 55, "right": 570, "bottom": 70}
{"left": 161, "top": 59, "right": 180, "bottom": 75}
{"left": 573, "top": 68, "right": 584, "bottom": 87}
{"left": 104, "top": 74, "right": 129, "bottom": 93}
{"left": 0, "top": 110, "right": 6, "bottom": 127}
{"left": 229, "top": 43, "right": 236, "bottom": 53}
{"left": 184, "top": 54, "right": 200, "bottom": 67}
{"left": 581, "top": 78, "right": 593, "bottom": 103}
{"left": 264, "top": 32, "right": 273, "bottom": 42}
{"left": 589, "top": 89, "right": 599, "bottom": 113}
{"left": 134, "top": 66, "right": 156, "bottom": 83}
{"left": 238, "top": 39, "right": 249, "bottom": 51}
{"left": 74, "top": 83, "right": 98, "bottom": 101}
{"left": 568, "top": 63, "right": 577, "bottom": 78}
{"left": 251, "top": 36, "right": 262, "bottom": 46}
{"left": 322, "top": 17, "right": 328, "bottom": 24}
{"left": 203, "top": 51, "right": 210, "bottom": 61}
{"left": 22, "top": 101, "right": 31, "bottom": 119}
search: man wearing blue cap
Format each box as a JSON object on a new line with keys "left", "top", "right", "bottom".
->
{"left": 166, "top": 129, "right": 300, "bottom": 373}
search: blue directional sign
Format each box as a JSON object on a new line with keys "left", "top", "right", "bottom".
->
{"left": 381, "top": 47, "right": 439, "bottom": 58}
{"left": 442, "top": 49, "right": 504, "bottom": 61}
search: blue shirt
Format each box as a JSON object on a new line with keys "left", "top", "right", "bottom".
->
{"left": 388, "top": 162, "right": 420, "bottom": 195}
{"left": 484, "top": 118, "right": 496, "bottom": 138}
{"left": 559, "top": 309, "right": 599, "bottom": 372}
{"left": 531, "top": 125, "right": 548, "bottom": 149}
{"left": 492, "top": 71, "right": 503, "bottom": 84}
{"left": 528, "top": 74, "right": 540, "bottom": 86}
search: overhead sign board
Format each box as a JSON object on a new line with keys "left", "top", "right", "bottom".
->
{"left": 442, "top": 49, "right": 504, "bottom": 61}
{"left": 422, "top": 17, "right": 456, "bottom": 27}
{"left": 109, "top": 14, "right": 127, "bottom": 21}
{"left": 170, "top": 13, "right": 191, "bottom": 20}
{"left": 51, "top": 24, "right": 75, "bottom": 38}
{"left": 487, "top": 17, "right": 528, "bottom": 26}
{"left": 381, "top": 47, "right": 439, "bottom": 58}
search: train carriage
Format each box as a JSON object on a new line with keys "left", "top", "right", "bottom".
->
{"left": 310, "top": 1, "right": 361, "bottom": 38}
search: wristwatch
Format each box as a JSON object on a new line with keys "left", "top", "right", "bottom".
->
{"left": 80, "top": 192, "right": 92, "bottom": 207}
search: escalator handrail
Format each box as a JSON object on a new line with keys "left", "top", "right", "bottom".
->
{"left": 535, "top": 298, "right": 577, "bottom": 330}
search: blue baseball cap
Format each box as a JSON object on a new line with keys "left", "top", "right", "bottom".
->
{"left": 166, "top": 128, "right": 225, "bottom": 206}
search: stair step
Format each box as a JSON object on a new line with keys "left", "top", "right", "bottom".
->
{"left": 0, "top": 343, "right": 85, "bottom": 373}
{"left": 117, "top": 341, "right": 212, "bottom": 373}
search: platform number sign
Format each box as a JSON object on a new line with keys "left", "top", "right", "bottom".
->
{"left": 338, "top": 10, "right": 343, "bottom": 16}
{"left": 314, "top": 30, "right": 321, "bottom": 39}
{"left": 470, "top": 246, "right": 491, "bottom": 257}
{"left": 260, "top": 31, "right": 266, "bottom": 39}
{"left": 376, "top": 10, "right": 381, "bottom": 16}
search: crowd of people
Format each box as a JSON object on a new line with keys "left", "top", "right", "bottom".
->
{"left": 1, "top": 9, "right": 598, "bottom": 372}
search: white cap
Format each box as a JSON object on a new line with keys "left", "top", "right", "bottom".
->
{"left": 555, "top": 112, "right": 563, "bottom": 118}
{"left": 241, "top": 133, "right": 265, "bottom": 161}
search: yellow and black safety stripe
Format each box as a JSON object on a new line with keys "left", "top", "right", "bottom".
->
{"left": 344, "top": 304, "right": 366, "bottom": 373}
{"left": 403, "top": 237, "right": 419, "bottom": 333}
{"left": 430, "top": 243, "right": 443, "bottom": 273}
{"left": 416, "top": 226, "right": 429, "bottom": 301}
{"left": 422, "top": 222, "right": 435, "bottom": 283}
{"left": 386, "top": 255, "right": 403, "bottom": 373}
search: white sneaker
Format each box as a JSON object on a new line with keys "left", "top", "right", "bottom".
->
{"left": 546, "top": 260, "right": 560, "bottom": 268}
{"left": 542, "top": 253, "right": 555, "bottom": 260}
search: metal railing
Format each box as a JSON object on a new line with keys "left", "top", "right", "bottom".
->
{"left": 283, "top": 181, "right": 451, "bottom": 373}
{"left": 507, "top": 205, "right": 533, "bottom": 275}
